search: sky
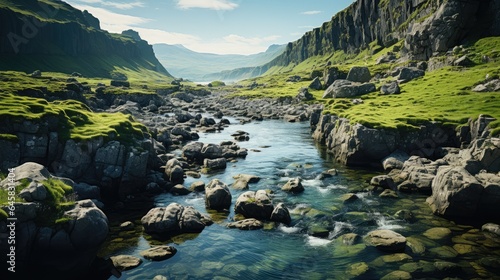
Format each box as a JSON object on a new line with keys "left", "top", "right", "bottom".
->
{"left": 64, "top": 0, "right": 356, "bottom": 55}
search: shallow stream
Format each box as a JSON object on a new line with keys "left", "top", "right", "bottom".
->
{"left": 100, "top": 119, "right": 500, "bottom": 279}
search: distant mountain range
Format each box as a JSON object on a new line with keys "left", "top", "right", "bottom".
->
{"left": 153, "top": 44, "right": 285, "bottom": 82}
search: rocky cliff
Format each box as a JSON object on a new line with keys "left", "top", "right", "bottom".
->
{"left": 264, "top": 0, "right": 500, "bottom": 68}
{"left": 0, "top": 0, "right": 169, "bottom": 77}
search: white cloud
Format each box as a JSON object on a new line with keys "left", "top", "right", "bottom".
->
{"left": 301, "top": 10, "right": 321, "bottom": 15}
{"left": 134, "top": 27, "right": 201, "bottom": 45}
{"left": 69, "top": 4, "right": 149, "bottom": 32}
{"left": 69, "top": 0, "right": 144, "bottom": 10}
{"left": 176, "top": 0, "right": 238, "bottom": 10}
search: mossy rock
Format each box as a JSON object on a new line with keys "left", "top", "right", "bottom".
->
{"left": 346, "top": 262, "right": 369, "bottom": 277}
{"left": 423, "top": 227, "right": 452, "bottom": 240}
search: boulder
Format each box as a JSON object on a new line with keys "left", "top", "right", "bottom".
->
{"left": 235, "top": 190, "right": 274, "bottom": 220}
{"left": 382, "top": 150, "right": 410, "bottom": 171}
{"left": 453, "top": 55, "right": 474, "bottom": 67}
{"left": 232, "top": 174, "right": 260, "bottom": 190}
{"left": 203, "top": 158, "right": 227, "bottom": 170}
{"left": 380, "top": 81, "right": 401, "bottom": 95}
{"left": 395, "top": 67, "right": 425, "bottom": 83}
{"left": 281, "top": 177, "right": 304, "bottom": 193}
{"left": 205, "top": 179, "right": 232, "bottom": 210}
{"left": 182, "top": 142, "right": 204, "bottom": 162}
{"left": 164, "top": 158, "right": 184, "bottom": 183}
{"left": 270, "top": 203, "right": 292, "bottom": 225}
{"left": 323, "top": 66, "right": 346, "bottom": 87}
{"left": 141, "top": 203, "right": 211, "bottom": 235}
{"left": 308, "top": 77, "right": 323, "bottom": 90}
{"left": 226, "top": 218, "right": 264, "bottom": 230}
{"left": 296, "top": 87, "right": 314, "bottom": 101}
{"left": 323, "top": 80, "right": 376, "bottom": 99}
{"left": 426, "top": 166, "right": 483, "bottom": 218}
{"left": 65, "top": 200, "right": 109, "bottom": 250}
{"left": 482, "top": 223, "right": 500, "bottom": 236}
{"left": 189, "top": 181, "right": 205, "bottom": 192}
{"left": 346, "top": 66, "right": 371, "bottom": 83}
{"left": 370, "top": 175, "right": 396, "bottom": 190}
{"left": 110, "top": 255, "right": 142, "bottom": 271}
{"left": 140, "top": 246, "right": 177, "bottom": 261}
{"left": 365, "top": 229, "right": 407, "bottom": 252}
{"left": 170, "top": 184, "right": 191, "bottom": 195}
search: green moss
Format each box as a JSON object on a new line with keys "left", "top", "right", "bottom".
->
{"left": 0, "top": 133, "right": 18, "bottom": 142}
{"left": 0, "top": 178, "right": 30, "bottom": 206}
{"left": 0, "top": 92, "right": 147, "bottom": 143}
{"left": 41, "top": 178, "right": 73, "bottom": 207}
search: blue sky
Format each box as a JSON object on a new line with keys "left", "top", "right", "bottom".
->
{"left": 65, "top": 0, "right": 355, "bottom": 55}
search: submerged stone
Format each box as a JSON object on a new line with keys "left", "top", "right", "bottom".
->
{"left": 423, "top": 227, "right": 452, "bottom": 240}
{"left": 365, "top": 229, "right": 407, "bottom": 252}
{"left": 346, "top": 262, "right": 369, "bottom": 277}
{"left": 380, "top": 270, "right": 412, "bottom": 280}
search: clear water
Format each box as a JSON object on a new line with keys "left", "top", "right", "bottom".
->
{"left": 102, "top": 119, "right": 500, "bottom": 280}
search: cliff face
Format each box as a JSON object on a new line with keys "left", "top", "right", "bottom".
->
{"left": 0, "top": 0, "right": 169, "bottom": 76}
{"left": 267, "top": 0, "right": 500, "bottom": 67}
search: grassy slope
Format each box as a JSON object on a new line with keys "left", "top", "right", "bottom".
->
{"left": 230, "top": 37, "right": 500, "bottom": 136}
{"left": 0, "top": 0, "right": 172, "bottom": 80}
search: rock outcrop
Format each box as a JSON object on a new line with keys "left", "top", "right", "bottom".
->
{"left": 141, "top": 203, "right": 212, "bottom": 235}
{"left": 234, "top": 190, "right": 291, "bottom": 225}
{"left": 0, "top": 162, "right": 108, "bottom": 276}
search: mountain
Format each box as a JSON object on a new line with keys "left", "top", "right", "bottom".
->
{"left": 246, "top": 0, "right": 500, "bottom": 75}
{"left": 0, "top": 0, "right": 171, "bottom": 79}
{"left": 153, "top": 43, "right": 285, "bottom": 82}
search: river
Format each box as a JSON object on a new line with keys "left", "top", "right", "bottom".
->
{"left": 99, "top": 118, "right": 500, "bottom": 279}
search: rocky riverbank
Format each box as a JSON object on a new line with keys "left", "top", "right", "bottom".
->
{"left": 2, "top": 84, "right": 500, "bottom": 278}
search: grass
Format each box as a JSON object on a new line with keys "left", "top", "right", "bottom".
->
{"left": 228, "top": 37, "right": 500, "bottom": 136}
{"left": 0, "top": 177, "right": 75, "bottom": 226}
{"left": 0, "top": 92, "right": 148, "bottom": 142}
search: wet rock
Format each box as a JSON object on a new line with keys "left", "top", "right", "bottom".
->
{"left": 394, "top": 210, "right": 416, "bottom": 223}
{"left": 482, "top": 223, "right": 500, "bottom": 236}
{"left": 371, "top": 175, "right": 396, "bottom": 190}
{"left": 182, "top": 142, "right": 204, "bottom": 162}
{"left": 189, "top": 181, "right": 205, "bottom": 192}
{"left": 270, "top": 203, "right": 291, "bottom": 225}
{"left": 140, "top": 246, "right": 177, "bottom": 261}
{"left": 434, "top": 261, "right": 461, "bottom": 274}
{"left": 337, "top": 233, "right": 360, "bottom": 245}
{"left": 205, "top": 179, "right": 232, "bottom": 211}
{"left": 429, "top": 246, "right": 458, "bottom": 258}
{"left": 380, "top": 270, "right": 411, "bottom": 280}
{"left": 340, "top": 193, "right": 359, "bottom": 203}
{"left": 170, "top": 184, "right": 192, "bottom": 195}
{"left": 379, "top": 189, "right": 398, "bottom": 198}
{"left": 120, "top": 221, "right": 134, "bottom": 231}
{"left": 203, "top": 158, "right": 227, "bottom": 170}
{"left": 365, "top": 229, "right": 407, "bottom": 252}
{"left": 227, "top": 218, "right": 264, "bottom": 230}
{"left": 235, "top": 190, "right": 274, "bottom": 220}
{"left": 345, "top": 262, "right": 369, "bottom": 278}
{"left": 371, "top": 253, "right": 412, "bottom": 267}
{"left": 65, "top": 200, "right": 109, "bottom": 250}
{"left": 423, "top": 227, "right": 452, "bottom": 240}
{"left": 111, "top": 255, "right": 142, "bottom": 271}
{"left": 281, "top": 177, "right": 304, "bottom": 193}
{"left": 164, "top": 158, "right": 184, "bottom": 183}
{"left": 406, "top": 237, "right": 426, "bottom": 255}
{"left": 232, "top": 130, "right": 250, "bottom": 141}
{"left": 141, "top": 203, "right": 211, "bottom": 235}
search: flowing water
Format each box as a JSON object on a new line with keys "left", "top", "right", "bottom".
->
{"left": 100, "top": 119, "right": 500, "bottom": 280}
